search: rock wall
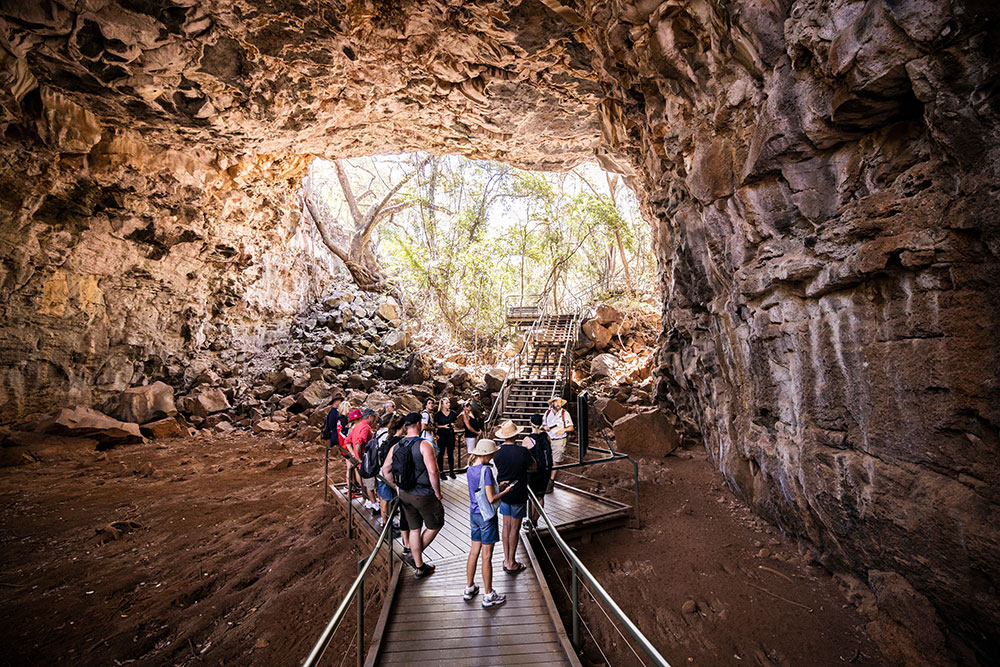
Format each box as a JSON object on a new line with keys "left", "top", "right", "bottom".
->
{"left": 584, "top": 1, "right": 999, "bottom": 663}
{"left": 0, "top": 93, "right": 339, "bottom": 422}
{"left": 1, "top": 0, "right": 998, "bottom": 663}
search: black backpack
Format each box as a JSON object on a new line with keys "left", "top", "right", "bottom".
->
{"left": 391, "top": 436, "right": 422, "bottom": 491}
{"left": 359, "top": 432, "right": 385, "bottom": 478}
{"left": 529, "top": 432, "right": 552, "bottom": 470}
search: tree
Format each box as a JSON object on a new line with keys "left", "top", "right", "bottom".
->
{"left": 300, "top": 155, "right": 430, "bottom": 296}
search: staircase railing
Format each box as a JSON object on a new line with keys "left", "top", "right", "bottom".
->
{"left": 486, "top": 296, "right": 551, "bottom": 431}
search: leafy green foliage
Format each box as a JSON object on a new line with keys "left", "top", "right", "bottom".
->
{"left": 312, "top": 154, "right": 654, "bottom": 348}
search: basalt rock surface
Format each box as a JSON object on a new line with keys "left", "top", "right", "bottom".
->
{"left": 1, "top": 0, "right": 998, "bottom": 663}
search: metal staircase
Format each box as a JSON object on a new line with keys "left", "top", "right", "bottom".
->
{"left": 489, "top": 299, "right": 584, "bottom": 431}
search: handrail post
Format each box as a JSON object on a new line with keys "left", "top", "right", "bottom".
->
{"left": 347, "top": 469, "right": 354, "bottom": 540}
{"left": 631, "top": 457, "right": 641, "bottom": 529}
{"left": 357, "top": 559, "right": 364, "bottom": 667}
{"left": 324, "top": 446, "right": 330, "bottom": 501}
{"left": 571, "top": 564, "right": 580, "bottom": 649}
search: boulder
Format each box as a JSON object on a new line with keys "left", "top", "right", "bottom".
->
{"left": 503, "top": 335, "right": 524, "bottom": 358}
{"left": 254, "top": 384, "right": 276, "bottom": 400}
{"left": 364, "top": 391, "right": 390, "bottom": 411}
{"left": 377, "top": 301, "right": 401, "bottom": 322}
{"left": 594, "top": 397, "right": 628, "bottom": 424}
{"left": 381, "top": 361, "right": 408, "bottom": 381}
{"left": 267, "top": 367, "right": 295, "bottom": 390}
{"left": 582, "top": 318, "right": 613, "bottom": 349}
{"left": 382, "top": 331, "right": 410, "bottom": 351}
{"left": 296, "top": 381, "right": 329, "bottom": 410}
{"left": 397, "top": 394, "right": 424, "bottom": 413}
{"left": 118, "top": 381, "right": 177, "bottom": 424}
{"left": 300, "top": 425, "right": 322, "bottom": 441}
{"left": 405, "top": 352, "right": 431, "bottom": 384}
{"left": 450, "top": 368, "right": 470, "bottom": 386}
{"left": 594, "top": 304, "right": 623, "bottom": 325}
{"left": 35, "top": 407, "right": 144, "bottom": 445}
{"left": 484, "top": 367, "right": 507, "bottom": 392}
{"left": 591, "top": 353, "right": 617, "bottom": 378}
{"left": 332, "top": 344, "right": 360, "bottom": 361}
{"left": 192, "top": 369, "right": 221, "bottom": 387}
{"left": 254, "top": 419, "right": 280, "bottom": 433}
{"left": 442, "top": 361, "right": 460, "bottom": 376}
{"left": 187, "top": 389, "right": 230, "bottom": 417}
{"left": 140, "top": 417, "right": 185, "bottom": 439}
{"left": 612, "top": 409, "right": 679, "bottom": 457}
{"left": 323, "top": 356, "right": 345, "bottom": 370}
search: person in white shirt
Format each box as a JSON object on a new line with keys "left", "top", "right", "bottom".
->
{"left": 542, "top": 397, "right": 573, "bottom": 493}
{"left": 420, "top": 397, "right": 438, "bottom": 450}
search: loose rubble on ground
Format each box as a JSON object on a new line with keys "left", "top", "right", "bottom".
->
{"left": 1, "top": 282, "right": 674, "bottom": 465}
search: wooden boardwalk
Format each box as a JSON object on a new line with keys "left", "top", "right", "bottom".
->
{"left": 331, "top": 473, "right": 630, "bottom": 666}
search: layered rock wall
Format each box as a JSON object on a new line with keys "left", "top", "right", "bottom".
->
{"left": 0, "top": 95, "right": 339, "bottom": 421}
{"left": 1, "top": 0, "right": 998, "bottom": 662}
{"left": 582, "top": 3, "right": 1000, "bottom": 662}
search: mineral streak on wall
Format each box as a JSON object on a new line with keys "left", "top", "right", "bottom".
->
{"left": 0, "top": 1, "right": 997, "bottom": 663}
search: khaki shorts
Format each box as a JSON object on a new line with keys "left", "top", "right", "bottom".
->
{"left": 551, "top": 438, "right": 567, "bottom": 464}
{"left": 362, "top": 476, "right": 376, "bottom": 492}
{"left": 398, "top": 490, "right": 446, "bottom": 531}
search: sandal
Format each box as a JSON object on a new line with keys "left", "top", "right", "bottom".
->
{"left": 503, "top": 562, "right": 526, "bottom": 574}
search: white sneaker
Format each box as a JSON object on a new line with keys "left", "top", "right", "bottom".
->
{"left": 463, "top": 584, "right": 479, "bottom": 600}
{"left": 482, "top": 590, "right": 506, "bottom": 608}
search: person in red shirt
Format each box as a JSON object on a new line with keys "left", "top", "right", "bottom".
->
{"left": 345, "top": 409, "right": 379, "bottom": 509}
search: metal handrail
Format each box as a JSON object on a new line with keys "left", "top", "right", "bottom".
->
{"left": 486, "top": 295, "right": 551, "bottom": 430}
{"left": 303, "top": 497, "right": 401, "bottom": 667}
{"left": 527, "top": 488, "right": 670, "bottom": 666}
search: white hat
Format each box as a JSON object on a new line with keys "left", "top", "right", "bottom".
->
{"left": 495, "top": 420, "right": 524, "bottom": 440}
{"left": 469, "top": 439, "right": 499, "bottom": 456}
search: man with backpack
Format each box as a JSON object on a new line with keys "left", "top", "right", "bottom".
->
{"left": 380, "top": 412, "right": 444, "bottom": 579}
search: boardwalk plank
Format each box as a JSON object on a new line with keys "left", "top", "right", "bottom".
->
{"left": 332, "top": 474, "right": 624, "bottom": 667}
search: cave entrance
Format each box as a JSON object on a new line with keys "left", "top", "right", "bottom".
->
{"left": 298, "top": 152, "right": 657, "bottom": 355}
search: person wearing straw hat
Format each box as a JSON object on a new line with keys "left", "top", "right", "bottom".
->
{"left": 543, "top": 396, "right": 574, "bottom": 493}
{"left": 493, "top": 420, "right": 535, "bottom": 574}
{"left": 464, "top": 439, "right": 516, "bottom": 607}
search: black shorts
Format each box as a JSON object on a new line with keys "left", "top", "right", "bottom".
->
{"left": 529, "top": 470, "right": 551, "bottom": 496}
{"left": 398, "top": 490, "right": 446, "bottom": 531}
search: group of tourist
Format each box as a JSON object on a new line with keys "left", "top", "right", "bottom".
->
{"left": 325, "top": 390, "right": 574, "bottom": 608}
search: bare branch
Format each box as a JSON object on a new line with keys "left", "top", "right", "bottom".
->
{"left": 357, "top": 154, "right": 432, "bottom": 237}
{"left": 303, "top": 193, "right": 349, "bottom": 262}
{"left": 334, "top": 159, "right": 363, "bottom": 225}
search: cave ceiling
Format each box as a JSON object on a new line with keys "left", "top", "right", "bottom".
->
{"left": 0, "top": 0, "right": 612, "bottom": 171}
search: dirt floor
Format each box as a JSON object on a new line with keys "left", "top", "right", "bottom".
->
{"left": 542, "top": 447, "right": 888, "bottom": 667}
{"left": 1, "top": 433, "right": 889, "bottom": 667}
{"left": 0, "top": 433, "right": 368, "bottom": 667}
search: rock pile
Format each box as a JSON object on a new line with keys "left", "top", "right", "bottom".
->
{"left": 572, "top": 302, "right": 685, "bottom": 457}
{"left": 1, "top": 280, "right": 499, "bottom": 461}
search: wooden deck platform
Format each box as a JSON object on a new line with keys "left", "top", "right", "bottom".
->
{"left": 330, "top": 473, "right": 630, "bottom": 666}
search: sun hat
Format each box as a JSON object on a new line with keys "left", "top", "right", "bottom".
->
{"left": 548, "top": 397, "right": 567, "bottom": 408}
{"left": 495, "top": 420, "right": 523, "bottom": 440}
{"left": 331, "top": 390, "right": 344, "bottom": 401}
{"left": 404, "top": 411, "right": 421, "bottom": 425}
{"left": 347, "top": 409, "right": 362, "bottom": 422}
{"left": 469, "top": 439, "right": 499, "bottom": 456}
{"left": 361, "top": 408, "right": 377, "bottom": 418}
